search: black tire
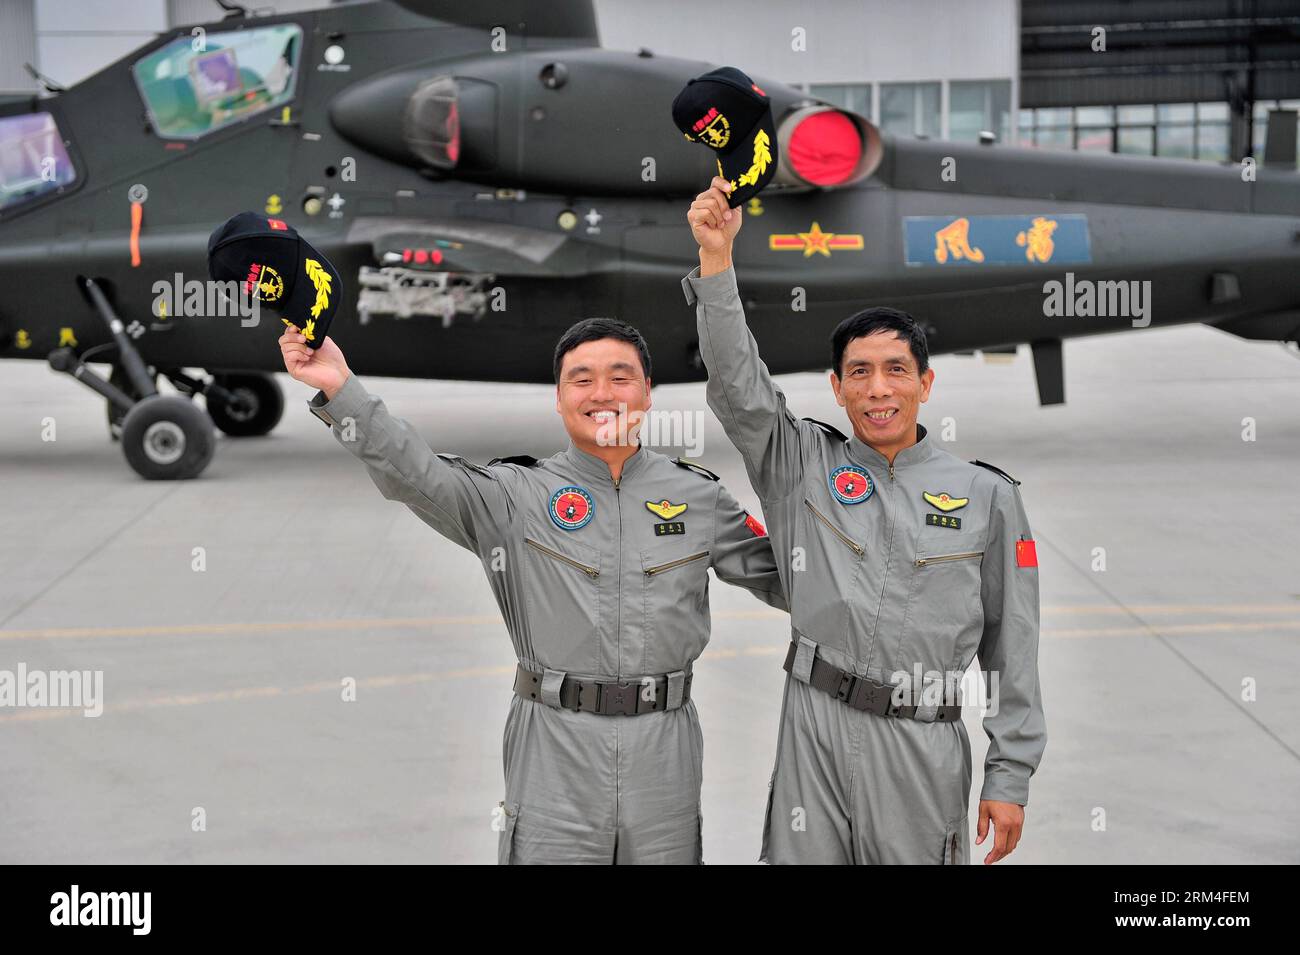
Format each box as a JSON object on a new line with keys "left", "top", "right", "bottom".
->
{"left": 207, "top": 373, "right": 284, "bottom": 437}
{"left": 106, "top": 365, "right": 158, "bottom": 441}
{"left": 120, "top": 395, "right": 216, "bottom": 480}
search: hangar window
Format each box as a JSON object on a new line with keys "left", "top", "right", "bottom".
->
{"left": 809, "top": 83, "right": 872, "bottom": 120}
{"left": 1022, "top": 102, "right": 1240, "bottom": 162}
{"left": 1023, "top": 108, "right": 1072, "bottom": 151}
{"left": 950, "top": 80, "right": 1012, "bottom": 144}
{"left": 1252, "top": 100, "right": 1300, "bottom": 159}
{"left": 1073, "top": 106, "right": 1114, "bottom": 153}
{"left": 132, "top": 24, "right": 302, "bottom": 139}
{"left": 0, "top": 112, "right": 76, "bottom": 212}
{"left": 880, "top": 82, "right": 940, "bottom": 139}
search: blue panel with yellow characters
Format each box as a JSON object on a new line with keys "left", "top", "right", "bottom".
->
{"left": 903, "top": 214, "right": 1091, "bottom": 267}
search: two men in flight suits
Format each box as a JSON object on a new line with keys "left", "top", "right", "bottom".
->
{"left": 276, "top": 170, "right": 1046, "bottom": 865}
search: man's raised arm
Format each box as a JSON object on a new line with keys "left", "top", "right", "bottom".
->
{"left": 281, "top": 326, "right": 511, "bottom": 553}
{"left": 683, "top": 177, "right": 806, "bottom": 499}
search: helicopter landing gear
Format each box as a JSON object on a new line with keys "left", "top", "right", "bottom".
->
{"left": 119, "top": 395, "right": 215, "bottom": 480}
{"left": 204, "top": 372, "right": 284, "bottom": 437}
{"left": 106, "top": 363, "right": 159, "bottom": 441}
{"left": 48, "top": 277, "right": 218, "bottom": 480}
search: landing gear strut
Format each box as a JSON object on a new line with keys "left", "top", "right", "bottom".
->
{"left": 48, "top": 278, "right": 216, "bottom": 480}
{"left": 106, "top": 364, "right": 158, "bottom": 441}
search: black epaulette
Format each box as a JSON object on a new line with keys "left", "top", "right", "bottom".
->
{"left": 488, "top": 454, "right": 539, "bottom": 467}
{"left": 970, "top": 459, "right": 1020, "bottom": 485}
{"left": 802, "top": 417, "right": 850, "bottom": 444}
{"left": 673, "top": 457, "right": 720, "bottom": 482}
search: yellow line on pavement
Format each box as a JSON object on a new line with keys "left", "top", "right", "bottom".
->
{"left": 3, "top": 614, "right": 1295, "bottom": 725}
{"left": 0, "top": 665, "right": 516, "bottom": 723}
{"left": 3, "top": 604, "right": 1299, "bottom": 642}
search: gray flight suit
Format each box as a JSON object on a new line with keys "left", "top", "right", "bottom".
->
{"left": 306, "top": 373, "right": 786, "bottom": 864}
{"left": 682, "top": 264, "right": 1047, "bottom": 864}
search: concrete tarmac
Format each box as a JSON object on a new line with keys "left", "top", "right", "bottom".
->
{"left": 2, "top": 321, "right": 1298, "bottom": 863}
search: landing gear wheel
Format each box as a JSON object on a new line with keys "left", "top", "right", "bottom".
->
{"left": 120, "top": 395, "right": 216, "bottom": 480}
{"left": 207, "top": 373, "right": 284, "bottom": 437}
{"left": 106, "top": 365, "right": 158, "bottom": 441}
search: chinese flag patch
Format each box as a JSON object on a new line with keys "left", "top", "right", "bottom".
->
{"left": 267, "top": 218, "right": 288, "bottom": 230}
{"left": 744, "top": 513, "right": 767, "bottom": 538}
{"left": 1016, "top": 539, "right": 1038, "bottom": 568}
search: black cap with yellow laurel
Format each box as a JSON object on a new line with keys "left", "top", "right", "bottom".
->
{"left": 671, "top": 66, "right": 777, "bottom": 209}
{"left": 207, "top": 212, "right": 341, "bottom": 349}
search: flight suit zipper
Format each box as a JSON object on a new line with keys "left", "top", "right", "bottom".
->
{"left": 866, "top": 461, "right": 897, "bottom": 665}
{"left": 804, "top": 500, "right": 864, "bottom": 556}
{"left": 644, "top": 551, "right": 710, "bottom": 576}
{"left": 524, "top": 537, "right": 600, "bottom": 578}
{"left": 615, "top": 475, "right": 622, "bottom": 677}
{"left": 914, "top": 551, "right": 984, "bottom": 567}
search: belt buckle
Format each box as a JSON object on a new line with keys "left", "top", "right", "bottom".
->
{"left": 856, "top": 678, "right": 894, "bottom": 715}
{"left": 600, "top": 681, "right": 636, "bottom": 716}
{"left": 835, "top": 672, "right": 857, "bottom": 704}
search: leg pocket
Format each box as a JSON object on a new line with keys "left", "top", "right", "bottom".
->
{"left": 942, "top": 816, "right": 967, "bottom": 865}
{"left": 758, "top": 776, "right": 776, "bottom": 863}
{"left": 496, "top": 800, "right": 520, "bottom": 865}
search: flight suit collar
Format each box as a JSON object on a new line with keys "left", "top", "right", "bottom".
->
{"left": 847, "top": 422, "right": 934, "bottom": 473}
{"left": 561, "top": 440, "right": 649, "bottom": 485}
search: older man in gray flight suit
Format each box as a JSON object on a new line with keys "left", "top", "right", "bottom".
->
{"left": 683, "top": 178, "right": 1046, "bottom": 865}
{"left": 279, "top": 315, "right": 784, "bottom": 864}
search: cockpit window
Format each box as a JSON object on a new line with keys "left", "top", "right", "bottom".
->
{"left": 0, "top": 112, "right": 76, "bottom": 212}
{"left": 131, "top": 24, "right": 302, "bottom": 139}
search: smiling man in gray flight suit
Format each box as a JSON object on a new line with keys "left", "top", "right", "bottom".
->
{"left": 683, "top": 177, "right": 1047, "bottom": 865}
{"left": 279, "top": 315, "right": 784, "bottom": 864}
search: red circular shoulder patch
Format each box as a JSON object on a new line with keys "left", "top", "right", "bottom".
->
{"left": 829, "top": 465, "right": 874, "bottom": 504}
{"left": 550, "top": 486, "right": 594, "bottom": 530}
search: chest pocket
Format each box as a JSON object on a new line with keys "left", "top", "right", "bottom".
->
{"left": 792, "top": 498, "right": 865, "bottom": 652}
{"left": 640, "top": 542, "right": 711, "bottom": 673}
{"left": 522, "top": 521, "right": 602, "bottom": 672}
{"left": 898, "top": 530, "right": 986, "bottom": 671}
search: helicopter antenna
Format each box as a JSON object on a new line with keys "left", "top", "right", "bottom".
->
{"left": 23, "top": 62, "right": 66, "bottom": 94}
